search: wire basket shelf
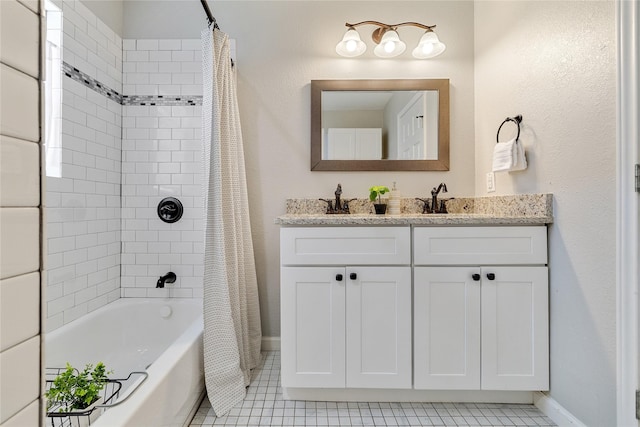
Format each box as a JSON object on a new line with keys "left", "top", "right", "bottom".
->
{"left": 45, "top": 367, "right": 148, "bottom": 427}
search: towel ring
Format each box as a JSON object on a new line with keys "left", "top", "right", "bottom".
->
{"left": 496, "top": 115, "right": 523, "bottom": 143}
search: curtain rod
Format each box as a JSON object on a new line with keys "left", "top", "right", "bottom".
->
{"left": 200, "top": 0, "right": 219, "bottom": 29}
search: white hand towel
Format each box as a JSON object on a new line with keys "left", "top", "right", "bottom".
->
{"left": 511, "top": 139, "right": 527, "bottom": 171}
{"left": 492, "top": 138, "right": 517, "bottom": 172}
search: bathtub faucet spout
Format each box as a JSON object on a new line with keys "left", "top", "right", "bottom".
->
{"left": 157, "top": 272, "right": 177, "bottom": 288}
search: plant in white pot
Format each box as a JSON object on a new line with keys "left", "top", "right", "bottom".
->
{"left": 46, "top": 362, "right": 111, "bottom": 426}
{"left": 369, "top": 185, "right": 390, "bottom": 214}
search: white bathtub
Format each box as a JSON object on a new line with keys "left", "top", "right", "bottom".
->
{"left": 46, "top": 298, "right": 204, "bottom": 427}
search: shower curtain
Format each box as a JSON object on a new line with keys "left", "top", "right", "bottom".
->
{"left": 201, "top": 26, "right": 262, "bottom": 416}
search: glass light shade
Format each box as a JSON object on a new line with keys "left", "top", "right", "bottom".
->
{"left": 412, "top": 31, "right": 446, "bottom": 59}
{"left": 373, "top": 30, "right": 406, "bottom": 58}
{"left": 336, "top": 28, "right": 367, "bottom": 57}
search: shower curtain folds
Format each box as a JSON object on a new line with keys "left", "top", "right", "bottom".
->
{"left": 201, "top": 27, "right": 262, "bottom": 416}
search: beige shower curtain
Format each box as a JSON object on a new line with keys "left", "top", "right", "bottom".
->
{"left": 201, "top": 26, "right": 262, "bottom": 416}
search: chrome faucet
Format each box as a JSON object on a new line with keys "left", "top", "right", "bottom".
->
{"left": 157, "top": 272, "right": 176, "bottom": 288}
{"left": 431, "top": 183, "right": 448, "bottom": 214}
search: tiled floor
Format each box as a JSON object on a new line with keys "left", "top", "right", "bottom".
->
{"left": 190, "top": 351, "right": 556, "bottom": 427}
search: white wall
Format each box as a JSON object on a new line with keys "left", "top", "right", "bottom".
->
{"left": 0, "top": 0, "right": 42, "bottom": 425}
{"left": 123, "top": 0, "right": 477, "bottom": 338}
{"left": 474, "top": 2, "right": 616, "bottom": 425}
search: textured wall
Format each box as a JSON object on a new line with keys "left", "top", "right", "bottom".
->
{"left": 124, "top": 0, "right": 477, "bottom": 338}
{"left": 474, "top": 2, "right": 616, "bottom": 425}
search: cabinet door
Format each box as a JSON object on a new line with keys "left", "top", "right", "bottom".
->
{"left": 346, "top": 267, "right": 412, "bottom": 388}
{"left": 481, "top": 266, "right": 549, "bottom": 391}
{"left": 281, "top": 267, "right": 346, "bottom": 388}
{"left": 414, "top": 267, "right": 481, "bottom": 390}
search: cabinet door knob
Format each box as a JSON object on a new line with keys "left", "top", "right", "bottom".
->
{"left": 350, "top": 272, "right": 357, "bottom": 280}
{"left": 486, "top": 273, "right": 496, "bottom": 280}
{"left": 472, "top": 273, "right": 481, "bottom": 281}
{"left": 336, "top": 274, "right": 343, "bottom": 281}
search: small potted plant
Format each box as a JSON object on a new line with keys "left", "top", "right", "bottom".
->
{"left": 369, "top": 185, "right": 390, "bottom": 214}
{"left": 46, "top": 362, "right": 111, "bottom": 425}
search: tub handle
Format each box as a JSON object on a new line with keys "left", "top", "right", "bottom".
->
{"left": 96, "top": 371, "right": 149, "bottom": 409}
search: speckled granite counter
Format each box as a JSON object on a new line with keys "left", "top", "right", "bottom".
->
{"left": 275, "top": 193, "right": 553, "bottom": 226}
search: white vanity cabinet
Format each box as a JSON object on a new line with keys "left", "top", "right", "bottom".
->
{"left": 280, "top": 227, "right": 412, "bottom": 390}
{"left": 413, "top": 226, "right": 549, "bottom": 391}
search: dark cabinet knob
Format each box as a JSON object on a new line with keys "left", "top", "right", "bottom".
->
{"left": 350, "top": 272, "right": 357, "bottom": 280}
{"left": 336, "top": 274, "right": 343, "bottom": 281}
{"left": 486, "top": 273, "right": 496, "bottom": 280}
{"left": 472, "top": 273, "right": 481, "bottom": 281}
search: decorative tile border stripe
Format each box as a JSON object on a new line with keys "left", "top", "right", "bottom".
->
{"left": 62, "top": 62, "right": 202, "bottom": 107}
{"left": 63, "top": 62, "right": 122, "bottom": 103}
{"left": 121, "top": 95, "right": 202, "bottom": 106}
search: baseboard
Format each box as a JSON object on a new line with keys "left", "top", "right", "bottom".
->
{"left": 261, "top": 336, "right": 280, "bottom": 351}
{"left": 533, "top": 391, "right": 586, "bottom": 427}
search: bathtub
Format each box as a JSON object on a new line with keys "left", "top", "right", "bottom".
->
{"left": 46, "top": 298, "right": 204, "bottom": 427}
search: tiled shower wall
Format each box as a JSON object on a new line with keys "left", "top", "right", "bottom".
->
{"left": 46, "top": 0, "right": 123, "bottom": 331}
{"left": 120, "top": 39, "right": 204, "bottom": 298}
{"left": 45, "top": 1, "right": 206, "bottom": 331}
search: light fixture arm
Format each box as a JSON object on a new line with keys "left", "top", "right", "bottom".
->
{"left": 345, "top": 21, "right": 436, "bottom": 43}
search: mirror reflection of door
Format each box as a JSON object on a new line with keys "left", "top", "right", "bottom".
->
{"left": 397, "top": 92, "right": 439, "bottom": 160}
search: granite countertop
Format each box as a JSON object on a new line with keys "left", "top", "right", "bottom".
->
{"left": 275, "top": 193, "right": 553, "bottom": 226}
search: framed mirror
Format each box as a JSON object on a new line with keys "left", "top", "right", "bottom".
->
{"left": 311, "top": 79, "right": 449, "bottom": 171}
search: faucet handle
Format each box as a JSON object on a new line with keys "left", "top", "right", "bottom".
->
{"left": 319, "top": 198, "right": 334, "bottom": 213}
{"left": 342, "top": 198, "right": 356, "bottom": 214}
{"left": 415, "top": 198, "right": 432, "bottom": 214}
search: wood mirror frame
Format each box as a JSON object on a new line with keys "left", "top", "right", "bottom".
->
{"left": 310, "top": 79, "right": 450, "bottom": 171}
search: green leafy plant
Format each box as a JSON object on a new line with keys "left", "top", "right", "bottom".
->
{"left": 369, "top": 185, "right": 390, "bottom": 204}
{"left": 46, "top": 362, "right": 111, "bottom": 412}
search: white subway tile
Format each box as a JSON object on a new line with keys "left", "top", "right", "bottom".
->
{"left": 158, "top": 84, "right": 181, "bottom": 96}
{"left": 76, "top": 259, "right": 98, "bottom": 276}
{"left": 126, "top": 50, "right": 149, "bottom": 62}
{"left": 123, "top": 39, "right": 136, "bottom": 50}
{"left": 172, "top": 50, "right": 194, "bottom": 62}
{"left": 0, "top": 336, "right": 39, "bottom": 424}
{"left": 159, "top": 39, "right": 181, "bottom": 50}
{"left": 158, "top": 62, "right": 181, "bottom": 73}
{"left": 122, "top": 288, "right": 147, "bottom": 298}
{"left": 149, "top": 129, "right": 172, "bottom": 140}
{"left": 137, "top": 39, "right": 158, "bottom": 51}
{"left": 150, "top": 50, "right": 172, "bottom": 62}
{"left": 137, "top": 62, "right": 159, "bottom": 73}
{"left": 73, "top": 0, "right": 97, "bottom": 29}
{"left": 181, "top": 140, "right": 202, "bottom": 151}
{"left": 181, "top": 39, "right": 201, "bottom": 51}
{"left": 64, "top": 302, "right": 88, "bottom": 323}
{"left": 181, "top": 61, "right": 202, "bottom": 73}
{"left": 150, "top": 73, "right": 172, "bottom": 85}
{"left": 181, "top": 84, "right": 202, "bottom": 95}
{"left": 172, "top": 73, "right": 194, "bottom": 85}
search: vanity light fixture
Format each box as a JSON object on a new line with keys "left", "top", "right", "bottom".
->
{"left": 336, "top": 21, "right": 446, "bottom": 59}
